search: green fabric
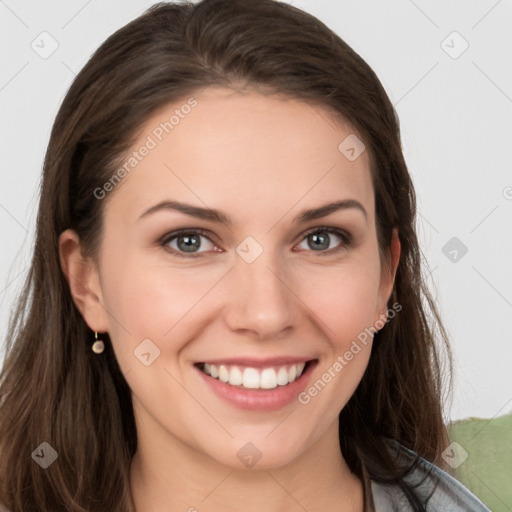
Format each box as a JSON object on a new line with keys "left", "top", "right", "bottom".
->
{"left": 447, "top": 412, "right": 512, "bottom": 512}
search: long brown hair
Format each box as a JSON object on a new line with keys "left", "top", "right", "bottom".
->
{"left": 0, "top": 1, "right": 453, "bottom": 510}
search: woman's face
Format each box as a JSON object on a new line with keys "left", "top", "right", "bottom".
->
{"left": 85, "top": 86, "right": 398, "bottom": 469}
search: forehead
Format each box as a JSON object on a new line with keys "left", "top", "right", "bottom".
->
{"left": 104, "top": 86, "right": 375, "bottom": 226}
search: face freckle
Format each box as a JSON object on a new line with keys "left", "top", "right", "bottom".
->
{"left": 95, "top": 86, "right": 394, "bottom": 471}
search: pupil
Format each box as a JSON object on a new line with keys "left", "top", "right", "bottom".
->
{"left": 178, "top": 234, "right": 200, "bottom": 252}
{"left": 309, "top": 233, "right": 329, "bottom": 251}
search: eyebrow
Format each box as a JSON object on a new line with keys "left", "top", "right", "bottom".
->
{"left": 138, "top": 199, "right": 368, "bottom": 226}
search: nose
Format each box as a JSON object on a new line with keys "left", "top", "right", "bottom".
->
{"left": 222, "top": 248, "right": 301, "bottom": 341}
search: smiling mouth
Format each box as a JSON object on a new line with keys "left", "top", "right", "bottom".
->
{"left": 195, "top": 360, "right": 316, "bottom": 390}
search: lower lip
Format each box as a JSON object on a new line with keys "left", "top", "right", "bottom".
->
{"left": 195, "top": 361, "right": 317, "bottom": 411}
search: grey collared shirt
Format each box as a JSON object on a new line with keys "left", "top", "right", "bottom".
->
{"left": 370, "top": 443, "right": 491, "bottom": 511}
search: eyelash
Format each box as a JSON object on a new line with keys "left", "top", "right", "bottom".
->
{"left": 159, "top": 226, "right": 352, "bottom": 259}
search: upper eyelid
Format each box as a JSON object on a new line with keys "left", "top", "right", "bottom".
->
{"left": 160, "top": 227, "right": 218, "bottom": 245}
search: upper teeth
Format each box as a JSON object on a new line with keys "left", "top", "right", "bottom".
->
{"left": 202, "top": 362, "right": 307, "bottom": 389}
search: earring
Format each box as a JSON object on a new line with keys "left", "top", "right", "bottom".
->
{"left": 92, "top": 331, "right": 105, "bottom": 354}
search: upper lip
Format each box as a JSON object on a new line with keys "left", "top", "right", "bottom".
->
{"left": 195, "top": 356, "right": 316, "bottom": 368}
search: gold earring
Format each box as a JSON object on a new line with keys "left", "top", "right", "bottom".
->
{"left": 92, "top": 332, "right": 105, "bottom": 354}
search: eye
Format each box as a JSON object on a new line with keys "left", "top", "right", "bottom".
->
{"left": 160, "top": 228, "right": 219, "bottom": 258}
{"left": 159, "top": 226, "right": 352, "bottom": 258}
{"left": 295, "top": 227, "right": 351, "bottom": 255}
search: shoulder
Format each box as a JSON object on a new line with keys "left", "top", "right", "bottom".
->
{"left": 370, "top": 441, "right": 491, "bottom": 511}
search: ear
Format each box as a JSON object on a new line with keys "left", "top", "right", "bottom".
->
{"left": 58, "top": 229, "right": 110, "bottom": 333}
{"left": 374, "top": 228, "right": 401, "bottom": 323}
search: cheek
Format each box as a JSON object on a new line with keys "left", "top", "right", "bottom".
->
{"left": 296, "top": 264, "right": 379, "bottom": 419}
{"left": 298, "top": 259, "right": 381, "bottom": 345}
{"left": 99, "top": 254, "right": 227, "bottom": 355}
{"left": 297, "top": 254, "right": 382, "bottom": 413}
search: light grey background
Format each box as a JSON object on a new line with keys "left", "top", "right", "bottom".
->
{"left": 1, "top": 0, "right": 511, "bottom": 422}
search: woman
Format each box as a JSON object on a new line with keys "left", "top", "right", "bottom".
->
{"left": 0, "top": 0, "right": 491, "bottom": 510}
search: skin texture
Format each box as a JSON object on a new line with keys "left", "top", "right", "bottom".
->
{"left": 59, "top": 86, "right": 400, "bottom": 512}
